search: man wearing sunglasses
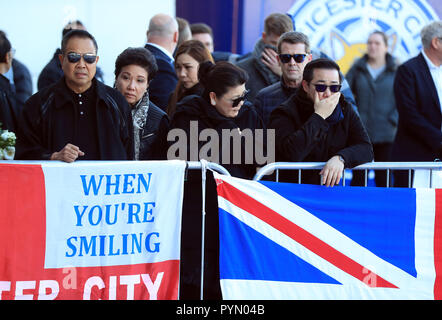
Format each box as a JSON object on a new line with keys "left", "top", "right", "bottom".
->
{"left": 268, "top": 58, "right": 373, "bottom": 187}
{"left": 16, "top": 29, "right": 133, "bottom": 162}
{"left": 255, "top": 31, "right": 358, "bottom": 126}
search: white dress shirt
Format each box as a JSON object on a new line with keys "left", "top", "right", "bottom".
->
{"left": 146, "top": 42, "right": 174, "bottom": 63}
{"left": 422, "top": 49, "right": 442, "bottom": 113}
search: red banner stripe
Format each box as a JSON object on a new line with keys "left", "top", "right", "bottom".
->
{"left": 217, "top": 179, "right": 397, "bottom": 288}
{"left": 434, "top": 189, "right": 442, "bottom": 300}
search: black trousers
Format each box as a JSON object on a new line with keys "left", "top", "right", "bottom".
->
{"left": 351, "top": 142, "right": 393, "bottom": 187}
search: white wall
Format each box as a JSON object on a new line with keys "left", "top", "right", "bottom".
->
{"left": 0, "top": 0, "right": 176, "bottom": 92}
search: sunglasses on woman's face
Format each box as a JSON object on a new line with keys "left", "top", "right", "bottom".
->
{"left": 312, "top": 83, "right": 342, "bottom": 93}
{"left": 231, "top": 90, "right": 249, "bottom": 107}
{"left": 278, "top": 53, "right": 307, "bottom": 64}
{"left": 66, "top": 52, "right": 97, "bottom": 64}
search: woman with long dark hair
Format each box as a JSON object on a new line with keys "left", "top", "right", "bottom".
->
{"left": 167, "top": 40, "right": 213, "bottom": 117}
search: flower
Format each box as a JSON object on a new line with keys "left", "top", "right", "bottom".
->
{"left": 0, "top": 123, "right": 16, "bottom": 160}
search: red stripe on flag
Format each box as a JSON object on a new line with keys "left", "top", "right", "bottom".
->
{"left": 216, "top": 179, "right": 398, "bottom": 288}
{"left": 0, "top": 164, "right": 47, "bottom": 279}
{"left": 434, "top": 189, "right": 442, "bottom": 300}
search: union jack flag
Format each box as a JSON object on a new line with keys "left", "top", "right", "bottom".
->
{"left": 214, "top": 173, "right": 442, "bottom": 299}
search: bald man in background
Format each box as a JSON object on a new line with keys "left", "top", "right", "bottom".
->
{"left": 145, "top": 13, "right": 179, "bottom": 111}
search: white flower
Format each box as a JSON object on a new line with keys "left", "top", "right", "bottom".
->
{"left": 3, "top": 146, "right": 15, "bottom": 160}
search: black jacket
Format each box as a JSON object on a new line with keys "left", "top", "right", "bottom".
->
{"left": 169, "top": 94, "right": 265, "bottom": 179}
{"left": 145, "top": 44, "right": 178, "bottom": 111}
{"left": 37, "top": 49, "right": 104, "bottom": 91}
{"left": 268, "top": 88, "right": 373, "bottom": 184}
{"left": 137, "top": 101, "right": 169, "bottom": 160}
{"left": 12, "top": 59, "right": 33, "bottom": 109}
{"left": 392, "top": 53, "right": 442, "bottom": 162}
{"left": 15, "top": 78, "right": 134, "bottom": 160}
{"left": 0, "top": 74, "right": 19, "bottom": 132}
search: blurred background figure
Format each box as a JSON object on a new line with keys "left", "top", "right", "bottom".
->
{"left": 167, "top": 39, "right": 213, "bottom": 117}
{"left": 0, "top": 30, "right": 32, "bottom": 111}
{"left": 0, "top": 32, "right": 19, "bottom": 133}
{"left": 37, "top": 20, "right": 104, "bottom": 91}
{"left": 145, "top": 13, "right": 179, "bottom": 111}
{"left": 347, "top": 31, "right": 399, "bottom": 187}
{"left": 235, "top": 13, "right": 293, "bottom": 102}
{"left": 176, "top": 17, "right": 192, "bottom": 48}
{"left": 190, "top": 22, "right": 241, "bottom": 63}
{"left": 114, "top": 47, "right": 169, "bottom": 161}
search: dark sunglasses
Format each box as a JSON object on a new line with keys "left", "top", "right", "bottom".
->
{"left": 66, "top": 52, "right": 97, "bottom": 64}
{"left": 232, "top": 90, "right": 249, "bottom": 107}
{"left": 278, "top": 53, "right": 307, "bottom": 63}
{"left": 312, "top": 83, "right": 342, "bottom": 93}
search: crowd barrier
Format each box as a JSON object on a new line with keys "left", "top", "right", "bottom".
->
{"left": 253, "top": 161, "right": 442, "bottom": 188}
{"left": 1, "top": 160, "right": 441, "bottom": 300}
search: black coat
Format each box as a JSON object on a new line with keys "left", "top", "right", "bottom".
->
{"left": 392, "top": 53, "right": 442, "bottom": 162}
{"left": 137, "top": 101, "right": 169, "bottom": 160}
{"left": 145, "top": 44, "right": 178, "bottom": 111}
{"left": 169, "top": 94, "right": 265, "bottom": 179}
{"left": 0, "top": 74, "right": 19, "bottom": 132}
{"left": 169, "top": 94, "right": 264, "bottom": 299}
{"left": 15, "top": 78, "right": 134, "bottom": 160}
{"left": 268, "top": 88, "right": 373, "bottom": 184}
{"left": 12, "top": 59, "right": 33, "bottom": 109}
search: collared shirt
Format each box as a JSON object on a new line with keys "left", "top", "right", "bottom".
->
{"left": 422, "top": 49, "right": 442, "bottom": 113}
{"left": 146, "top": 42, "right": 174, "bottom": 62}
{"left": 63, "top": 81, "right": 100, "bottom": 160}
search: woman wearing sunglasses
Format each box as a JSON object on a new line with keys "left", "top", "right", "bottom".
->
{"left": 114, "top": 47, "right": 169, "bottom": 160}
{"left": 268, "top": 58, "right": 373, "bottom": 187}
{"left": 169, "top": 60, "right": 264, "bottom": 179}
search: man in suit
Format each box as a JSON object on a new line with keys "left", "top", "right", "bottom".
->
{"left": 145, "top": 13, "right": 179, "bottom": 111}
{"left": 392, "top": 20, "right": 442, "bottom": 187}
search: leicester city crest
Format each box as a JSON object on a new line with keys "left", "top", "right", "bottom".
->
{"left": 288, "top": 0, "right": 440, "bottom": 73}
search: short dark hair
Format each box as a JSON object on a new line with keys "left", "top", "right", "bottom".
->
{"left": 198, "top": 61, "right": 248, "bottom": 98}
{"left": 277, "top": 31, "right": 310, "bottom": 54}
{"left": 61, "top": 29, "right": 98, "bottom": 54}
{"left": 0, "top": 32, "right": 11, "bottom": 63}
{"left": 114, "top": 47, "right": 158, "bottom": 82}
{"left": 264, "top": 13, "right": 293, "bottom": 36}
{"left": 303, "top": 58, "right": 343, "bottom": 83}
{"left": 190, "top": 23, "right": 213, "bottom": 38}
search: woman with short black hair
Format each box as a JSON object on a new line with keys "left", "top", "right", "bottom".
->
{"left": 169, "top": 60, "right": 264, "bottom": 179}
{"left": 114, "top": 47, "right": 169, "bottom": 160}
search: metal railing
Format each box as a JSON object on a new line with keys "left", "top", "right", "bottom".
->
{"left": 253, "top": 162, "right": 442, "bottom": 188}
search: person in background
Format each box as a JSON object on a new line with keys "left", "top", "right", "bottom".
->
{"left": 235, "top": 13, "right": 293, "bottom": 102}
{"left": 254, "top": 31, "right": 312, "bottom": 126}
{"left": 0, "top": 32, "right": 19, "bottom": 133}
{"left": 391, "top": 20, "right": 442, "bottom": 187}
{"left": 268, "top": 58, "right": 373, "bottom": 186}
{"left": 167, "top": 39, "right": 214, "bottom": 117}
{"left": 16, "top": 29, "right": 133, "bottom": 162}
{"left": 114, "top": 47, "right": 169, "bottom": 160}
{"left": 37, "top": 20, "right": 104, "bottom": 91}
{"left": 190, "top": 22, "right": 240, "bottom": 63}
{"left": 346, "top": 31, "right": 398, "bottom": 187}
{"left": 0, "top": 30, "right": 32, "bottom": 110}
{"left": 176, "top": 17, "right": 192, "bottom": 48}
{"left": 145, "top": 13, "right": 179, "bottom": 111}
